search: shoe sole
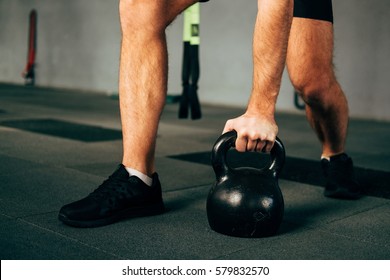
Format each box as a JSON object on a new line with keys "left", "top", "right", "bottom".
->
{"left": 58, "top": 202, "right": 165, "bottom": 228}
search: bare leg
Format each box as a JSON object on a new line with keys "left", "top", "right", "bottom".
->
{"left": 119, "top": 0, "right": 198, "bottom": 175}
{"left": 286, "top": 18, "right": 349, "bottom": 157}
{"left": 58, "top": 0, "right": 203, "bottom": 227}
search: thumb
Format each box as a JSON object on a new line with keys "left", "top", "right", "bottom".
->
{"left": 222, "top": 119, "right": 234, "bottom": 134}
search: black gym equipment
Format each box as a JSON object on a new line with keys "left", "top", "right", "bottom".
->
{"left": 207, "top": 130, "right": 286, "bottom": 238}
{"left": 178, "top": 4, "right": 202, "bottom": 120}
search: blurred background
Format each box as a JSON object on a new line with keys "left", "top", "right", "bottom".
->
{"left": 0, "top": 0, "right": 389, "bottom": 120}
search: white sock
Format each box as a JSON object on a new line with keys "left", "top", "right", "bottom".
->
{"left": 125, "top": 167, "right": 153, "bottom": 187}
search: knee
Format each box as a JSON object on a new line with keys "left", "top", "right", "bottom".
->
{"left": 290, "top": 70, "right": 336, "bottom": 108}
{"left": 119, "top": 0, "right": 169, "bottom": 35}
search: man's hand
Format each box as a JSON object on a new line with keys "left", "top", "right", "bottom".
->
{"left": 222, "top": 112, "right": 278, "bottom": 153}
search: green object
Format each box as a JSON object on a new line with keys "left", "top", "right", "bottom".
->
{"left": 179, "top": 3, "right": 202, "bottom": 119}
{"left": 183, "top": 3, "right": 200, "bottom": 45}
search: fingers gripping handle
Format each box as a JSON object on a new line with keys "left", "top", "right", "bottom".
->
{"left": 211, "top": 130, "right": 285, "bottom": 180}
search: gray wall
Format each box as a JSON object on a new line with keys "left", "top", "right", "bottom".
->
{"left": 0, "top": 0, "right": 389, "bottom": 120}
{"left": 0, "top": 0, "right": 120, "bottom": 92}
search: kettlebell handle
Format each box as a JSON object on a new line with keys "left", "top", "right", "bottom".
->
{"left": 211, "top": 130, "right": 285, "bottom": 180}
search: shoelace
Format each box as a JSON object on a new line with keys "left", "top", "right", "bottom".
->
{"left": 90, "top": 175, "right": 133, "bottom": 200}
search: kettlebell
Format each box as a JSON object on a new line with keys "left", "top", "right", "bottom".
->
{"left": 207, "top": 130, "right": 285, "bottom": 238}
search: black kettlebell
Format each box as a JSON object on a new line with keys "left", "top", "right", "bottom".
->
{"left": 207, "top": 130, "right": 285, "bottom": 238}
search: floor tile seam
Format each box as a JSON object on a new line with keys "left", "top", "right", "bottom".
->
{"left": 158, "top": 156, "right": 214, "bottom": 169}
{"left": 282, "top": 201, "right": 390, "bottom": 236}
{"left": 54, "top": 164, "right": 111, "bottom": 179}
{"left": 314, "top": 202, "right": 390, "bottom": 248}
{"left": 0, "top": 212, "right": 17, "bottom": 222}
{"left": 14, "top": 217, "right": 127, "bottom": 259}
{"left": 0, "top": 152, "right": 48, "bottom": 168}
{"left": 321, "top": 201, "right": 390, "bottom": 225}
{"left": 159, "top": 121, "right": 218, "bottom": 134}
{"left": 314, "top": 226, "right": 390, "bottom": 249}
{"left": 0, "top": 208, "right": 63, "bottom": 221}
{"left": 282, "top": 214, "right": 390, "bottom": 247}
{"left": 163, "top": 183, "right": 211, "bottom": 194}
{"left": 0, "top": 156, "right": 109, "bottom": 180}
{"left": 211, "top": 228, "right": 390, "bottom": 260}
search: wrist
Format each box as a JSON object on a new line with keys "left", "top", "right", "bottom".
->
{"left": 246, "top": 99, "right": 276, "bottom": 117}
{"left": 247, "top": 89, "right": 278, "bottom": 116}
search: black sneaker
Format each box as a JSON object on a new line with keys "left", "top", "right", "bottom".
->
{"left": 321, "top": 153, "right": 362, "bottom": 199}
{"left": 58, "top": 164, "right": 165, "bottom": 227}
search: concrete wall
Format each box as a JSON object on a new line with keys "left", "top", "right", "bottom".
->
{"left": 0, "top": 0, "right": 389, "bottom": 120}
{"left": 0, "top": 0, "right": 120, "bottom": 93}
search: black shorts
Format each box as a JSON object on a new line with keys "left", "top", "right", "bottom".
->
{"left": 294, "top": 0, "right": 333, "bottom": 23}
{"left": 201, "top": 0, "right": 334, "bottom": 23}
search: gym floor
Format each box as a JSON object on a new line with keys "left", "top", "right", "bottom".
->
{"left": 0, "top": 83, "right": 389, "bottom": 260}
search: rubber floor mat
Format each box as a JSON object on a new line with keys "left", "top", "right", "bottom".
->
{"left": 169, "top": 150, "right": 390, "bottom": 199}
{"left": 0, "top": 118, "right": 122, "bottom": 142}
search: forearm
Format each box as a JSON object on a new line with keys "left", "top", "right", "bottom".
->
{"left": 248, "top": 0, "right": 293, "bottom": 115}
